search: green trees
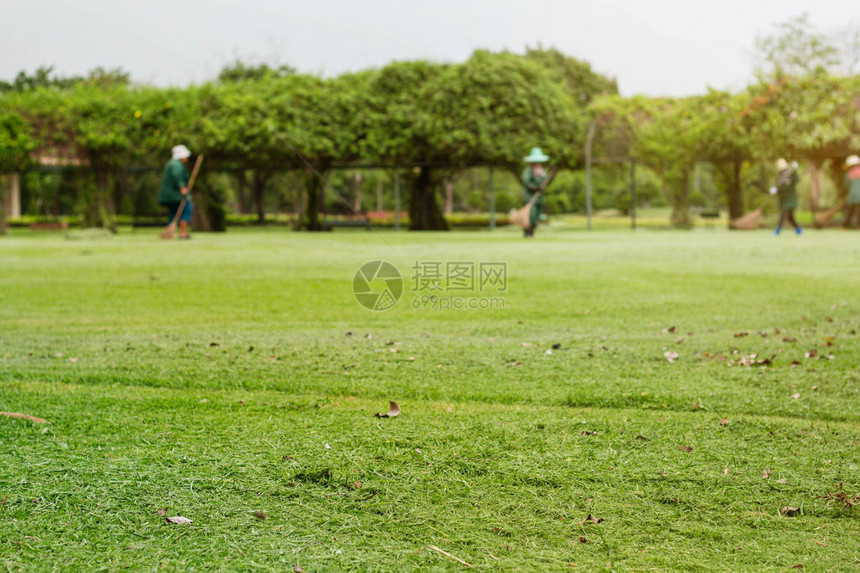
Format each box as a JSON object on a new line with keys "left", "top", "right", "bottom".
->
{"left": 4, "top": 35, "right": 857, "bottom": 230}
{"left": 357, "top": 50, "right": 591, "bottom": 229}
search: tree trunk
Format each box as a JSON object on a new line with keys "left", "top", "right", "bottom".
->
{"left": 0, "top": 175, "right": 8, "bottom": 235}
{"left": 724, "top": 159, "right": 744, "bottom": 225}
{"left": 408, "top": 167, "right": 449, "bottom": 231}
{"left": 191, "top": 173, "right": 212, "bottom": 231}
{"left": 252, "top": 170, "right": 270, "bottom": 224}
{"left": 376, "top": 176, "right": 383, "bottom": 212}
{"left": 236, "top": 171, "right": 249, "bottom": 214}
{"left": 669, "top": 171, "right": 692, "bottom": 228}
{"left": 302, "top": 167, "right": 324, "bottom": 231}
{"left": 89, "top": 169, "right": 117, "bottom": 232}
{"left": 443, "top": 177, "right": 454, "bottom": 214}
{"left": 809, "top": 160, "right": 822, "bottom": 211}
{"left": 353, "top": 172, "right": 362, "bottom": 213}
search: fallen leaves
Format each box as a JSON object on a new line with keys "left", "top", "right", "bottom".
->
{"left": 165, "top": 516, "right": 193, "bottom": 525}
{"left": 678, "top": 445, "right": 693, "bottom": 452}
{"left": 374, "top": 401, "right": 401, "bottom": 418}
{"left": 820, "top": 482, "right": 860, "bottom": 511}
{"left": 577, "top": 514, "right": 604, "bottom": 525}
{"left": 253, "top": 510, "right": 267, "bottom": 520}
{"left": 664, "top": 351, "right": 680, "bottom": 363}
{"left": 0, "top": 412, "right": 48, "bottom": 424}
{"left": 762, "top": 468, "right": 770, "bottom": 479}
{"left": 779, "top": 506, "right": 800, "bottom": 517}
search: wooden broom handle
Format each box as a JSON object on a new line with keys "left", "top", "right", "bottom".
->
{"left": 168, "top": 155, "right": 203, "bottom": 227}
{"left": 186, "top": 154, "right": 204, "bottom": 192}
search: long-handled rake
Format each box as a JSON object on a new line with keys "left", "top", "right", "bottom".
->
{"left": 161, "top": 154, "right": 203, "bottom": 240}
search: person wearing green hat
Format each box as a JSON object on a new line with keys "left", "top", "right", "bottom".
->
{"left": 770, "top": 158, "right": 801, "bottom": 236}
{"left": 843, "top": 155, "right": 860, "bottom": 230}
{"left": 520, "top": 147, "right": 556, "bottom": 238}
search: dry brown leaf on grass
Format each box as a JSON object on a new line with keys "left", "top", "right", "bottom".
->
{"left": 577, "top": 514, "right": 604, "bottom": 525}
{"left": 664, "top": 351, "right": 680, "bottom": 363}
{"left": 779, "top": 506, "right": 800, "bottom": 517}
{"left": 762, "top": 468, "right": 771, "bottom": 479}
{"left": 294, "top": 565, "right": 305, "bottom": 573}
{"left": 678, "top": 445, "right": 693, "bottom": 452}
{"left": 374, "top": 401, "right": 401, "bottom": 418}
{"left": 719, "top": 418, "right": 729, "bottom": 426}
{"left": 157, "top": 507, "right": 167, "bottom": 516}
{"left": 253, "top": 511, "right": 267, "bottom": 520}
{"left": 0, "top": 412, "right": 48, "bottom": 424}
{"left": 165, "top": 516, "right": 193, "bottom": 525}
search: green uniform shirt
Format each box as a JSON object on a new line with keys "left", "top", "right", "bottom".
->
{"left": 776, "top": 168, "right": 799, "bottom": 211}
{"left": 846, "top": 170, "right": 860, "bottom": 206}
{"left": 521, "top": 167, "right": 548, "bottom": 228}
{"left": 157, "top": 159, "right": 189, "bottom": 205}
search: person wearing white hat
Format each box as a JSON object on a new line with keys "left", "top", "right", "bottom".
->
{"left": 843, "top": 155, "right": 860, "bottom": 229}
{"left": 770, "top": 158, "right": 801, "bottom": 236}
{"left": 157, "top": 145, "right": 193, "bottom": 239}
{"left": 520, "top": 147, "right": 557, "bottom": 238}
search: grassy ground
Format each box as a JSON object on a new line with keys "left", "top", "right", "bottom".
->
{"left": 1, "top": 223, "right": 859, "bottom": 571}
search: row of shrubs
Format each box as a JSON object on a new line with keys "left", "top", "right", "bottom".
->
{"left": 7, "top": 212, "right": 514, "bottom": 229}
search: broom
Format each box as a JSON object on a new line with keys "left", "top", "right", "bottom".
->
{"left": 730, "top": 197, "right": 769, "bottom": 230}
{"left": 509, "top": 167, "right": 557, "bottom": 230}
{"left": 813, "top": 202, "right": 843, "bottom": 228}
{"left": 161, "top": 154, "right": 203, "bottom": 240}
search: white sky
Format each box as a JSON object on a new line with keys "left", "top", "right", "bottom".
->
{"left": 0, "top": 0, "right": 856, "bottom": 96}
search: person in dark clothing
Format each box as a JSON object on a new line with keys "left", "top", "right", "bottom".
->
{"left": 771, "top": 158, "right": 802, "bottom": 236}
{"left": 157, "top": 145, "right": 192, "bottom": 239}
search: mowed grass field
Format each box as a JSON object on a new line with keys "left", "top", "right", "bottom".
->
{"left": 1, "top": 224, "right": 859, "bottom": 571}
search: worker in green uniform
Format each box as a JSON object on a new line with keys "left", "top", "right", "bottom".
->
{"left": 157, "top": 145, "right": 192, "bottom": 239}
{"left": 770, "top": 158, "right": 802, "bottom": 236}
{"left": 843, "top": 155, "right": 860, "bottom": 230}
{"left": 521, "top": 148, "right": 556, "bottom": 238}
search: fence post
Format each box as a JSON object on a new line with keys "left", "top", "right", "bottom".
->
{"left": 585, "top": 121, "right": 596, "bottom": 231}
{"left": 394, "top": 170, "right": 401, "bottom": 231}
{"left": 489, "top": 165, "right": 495, "bottom": 230}
{"left": 631, "top": 159, "right": 637, "bottom": 230}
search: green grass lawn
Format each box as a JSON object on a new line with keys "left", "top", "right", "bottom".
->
{"left": 2, "top": 224, "right": 859, "bottom": 571}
